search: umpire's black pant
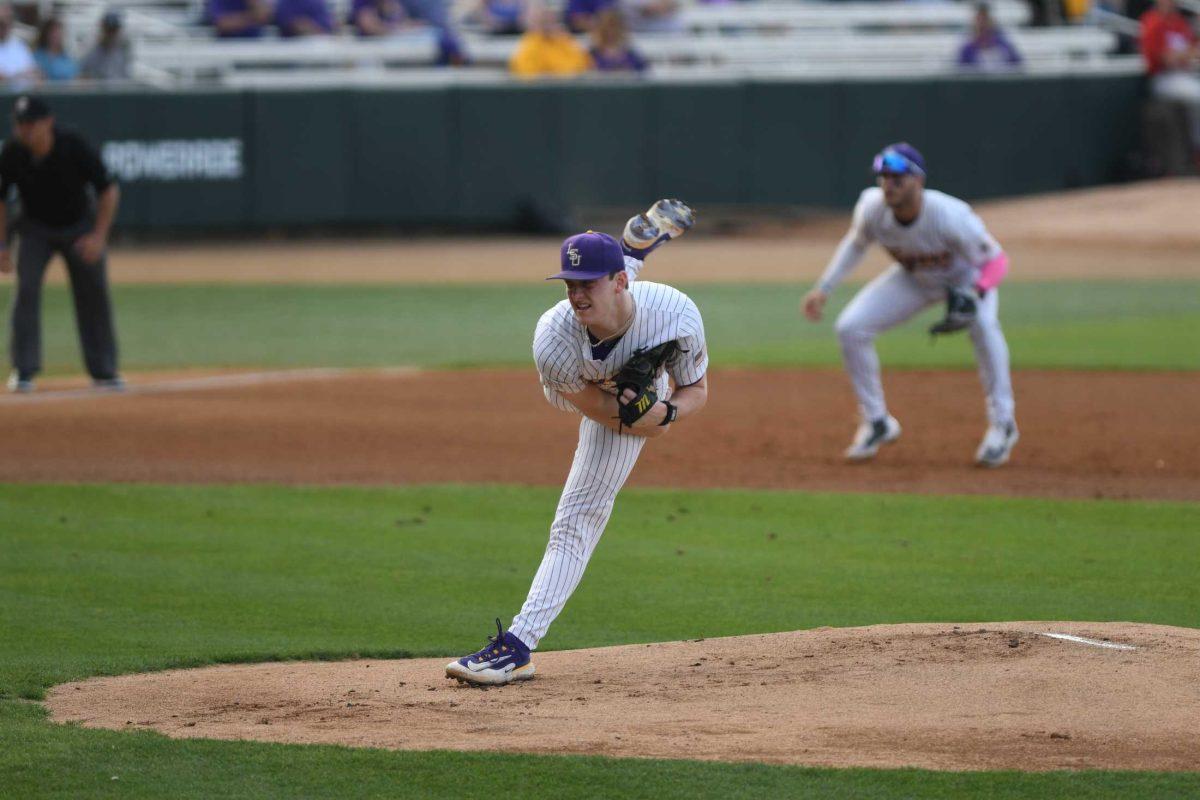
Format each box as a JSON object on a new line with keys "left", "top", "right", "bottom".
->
{"left": 9, "top": 217, "right": 119, "bottom": 381}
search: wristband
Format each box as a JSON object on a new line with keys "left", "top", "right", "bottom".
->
{"left": 658, "top": 400, "right": 677, "bottom": 426}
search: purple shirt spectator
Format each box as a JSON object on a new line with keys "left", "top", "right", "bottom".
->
{"left": 564, "top": 0, "right": 615, "bottom": 32}
{"left": 348, "top": 0, "right": 465, "bottom": 63}
{"left": 206, "top": 0, "right": 270, "bottom": 38}
{"left": 348, "top": 0, "right": 407, "bottom": 34}
{"left": 958, "top": 5, "right": 1022, "bottom": 70}
{"left": 957, "top": 31, "right": 1022, "bottom": 68}
{"left": 275, "top": 0, "right": 334, "bottom": 36}
{"left": 589, "top": 46, "right": 647, "bottom": 71}
{"left": 402, "top": 0, "right": 451, "bottom": 30}
{"left": 589, "top": 9, "right": 646, "bottom": 72}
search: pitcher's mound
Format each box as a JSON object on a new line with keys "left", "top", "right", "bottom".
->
{"left": 46, "top": 622, "right": 1200, "bottom": 772}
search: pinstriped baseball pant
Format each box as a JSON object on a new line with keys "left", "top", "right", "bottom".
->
{"left": 509, "top": 416, "right": 646, "bottom": 650}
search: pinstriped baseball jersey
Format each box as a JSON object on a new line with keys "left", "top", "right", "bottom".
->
{"left": 509, "top": 264, "right": 708, "bottom": 651}
{"left": 533, "top": 278, "right": 709, "bottom": 411}
{"left": 821, "top": 187, "right": 1002, "bottom": 293}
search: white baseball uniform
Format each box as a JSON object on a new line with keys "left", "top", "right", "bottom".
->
{"left": 817, "top": 187, "right": 1015, "bottom": 427}
{"left": 509, "top": 257, "right": 708, "bottom": 650}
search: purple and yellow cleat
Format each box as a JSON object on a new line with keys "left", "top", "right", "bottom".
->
{"left": 621, "top": 199, "right": 695, "bottom": 260}
{"left": 446, "top": 618, "right": 535, "bottom": 686}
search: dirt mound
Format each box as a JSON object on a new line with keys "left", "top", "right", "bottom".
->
{"left": 45, "top": 622, "right": 1200, "bottom": 772}
{"left": 1, "top": 368, "right": 1196, "bottom": 500}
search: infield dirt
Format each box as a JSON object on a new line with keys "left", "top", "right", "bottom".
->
{"left": 2, "top": 367, "right": 1197, "bottom": 500}
{"left": 46, "top": 621, "right": 1200, "bottom": 772}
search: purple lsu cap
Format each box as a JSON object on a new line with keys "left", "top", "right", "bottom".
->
{"left": 548, "top": 231, "right": 625, "bottom": 281}
{"left": 873, "top": 142, "right": 926, "bottom": 177}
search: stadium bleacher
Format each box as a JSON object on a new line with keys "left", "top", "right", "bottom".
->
{"left": 32, "top": 0, "right": 1144, "bottom": 88}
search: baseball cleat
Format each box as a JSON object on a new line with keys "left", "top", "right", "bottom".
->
{"left": 6, "top": 371, "right": 33, "bottom": 393}
{"left": 647, "top": 198, "right": 695, "bottom": 239}
{"left": 621, "top": 199, "right": 694, "bottom": 259}
{"left": 975, "top": 421, "right": 1019, "bottom": 467}
{"left": 445, "top": 618, "right": 535, "bottom": 686}
{"left": 844, "top": 415, "right": 901, "bottom": 461}
{"left": 92, "top": 376, "right": 126, "bottom": 392}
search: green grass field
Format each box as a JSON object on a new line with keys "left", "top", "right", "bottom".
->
{"left": 3, "top": 275, "right": 1198, "bottom": 798}
{"left": 3, "top": 280, "right": 1197, "bottom": 374}
{"left": 2, "top": 484, "right": 1199, "bottom": 798}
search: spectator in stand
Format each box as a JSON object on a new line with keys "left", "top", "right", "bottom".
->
{"left": 405, "top": 0, "right": 467, "bottom": 64}
{"left": 350, "top": 0, "right": 416, "bottom": 35}
{"left": 0, "top": 4, "right": 38, "bottom": 89}
{"left": 589, "top": 8, "right": 646, "bottom": 71}
{"left": 351, "top": 0, "right": 466, "bottom": 64}
{"left": 622, "top": 0, "right": 682, "bottom": 34}
{"left": 402, "top": 0, "right": 454, "bottom": 34}
{"left": 474, "top": 0, "right": 525, "bottom": 35}
{"left": 510, "top": 4, "right": 592, "bottom": 76}
{"left": 1140, "top": 0, "right": 1200, "bottom": 150}
{"left": 564, "top": 0, "right": 615, "bottom": 33}
{"left": 80, "top": 12, "right": 130, "bottom": 82}
{"left": 957, "top": 4, "right": 1023, "bottom": 70}
{"left": 207, "top": 0, "right": 273, "bottom": 38}
{"left": 276, "top": 0, "right": 336, "bottom": 36}
{"left": 33, "top": 17, "right": 78, "bottom": 83}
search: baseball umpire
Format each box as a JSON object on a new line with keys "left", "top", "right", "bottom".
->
{"left": 1, "top": 94, "right": 122, "bottom": 393}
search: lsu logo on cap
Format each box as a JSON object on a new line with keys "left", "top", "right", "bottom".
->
{"left": 567, "top": 245, "right": 582, "bottom": 266}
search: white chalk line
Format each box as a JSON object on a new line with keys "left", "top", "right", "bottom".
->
{"left": 0, "top": 366, "right": 422, "bottom": 404}
{"left": 1037, "top": 632, "right": 1138, "bottom": 651}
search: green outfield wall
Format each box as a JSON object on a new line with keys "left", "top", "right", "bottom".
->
{"left": 39, "top": 75, "right": 1142, "bottom": 231}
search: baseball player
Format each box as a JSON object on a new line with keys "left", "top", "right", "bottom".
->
{"left": 801, "top": 143, "right": 1018, "bottom": 467}
{"left": 447, "top": 200, "right": 708, "bottom": 686}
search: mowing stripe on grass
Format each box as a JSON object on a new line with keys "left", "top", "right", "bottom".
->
{"left": 4, "top": 280, "right": 1196, "bottom": 373}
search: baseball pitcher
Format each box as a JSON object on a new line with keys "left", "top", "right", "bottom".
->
{"left": 802, "top": 143, "right": 1018, "bottom": 467}
{"left": 447, "top": 200, "right": 708, "bottom": 685}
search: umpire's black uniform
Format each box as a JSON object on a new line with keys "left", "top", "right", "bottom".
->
{"left": 1, "top": 95, "right": 120, "bottom": 389}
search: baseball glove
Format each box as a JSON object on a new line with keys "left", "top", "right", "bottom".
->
{"left": 928, "top": 287, "right": 980, "bottom": 336}
{"left": 614, "top": 341, "right": 679, "bottom": 428}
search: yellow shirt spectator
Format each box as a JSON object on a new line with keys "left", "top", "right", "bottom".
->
{"left": 509, "top": 30, "right": 593, "bottom": 76}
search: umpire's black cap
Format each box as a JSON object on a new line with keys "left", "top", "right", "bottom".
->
{"left": 13, "top": 95, "right": 51, "bottom": 123}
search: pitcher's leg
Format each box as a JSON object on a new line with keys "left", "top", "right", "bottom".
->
{"left": 510, "top": 419, "right": 646, "bottom": 650}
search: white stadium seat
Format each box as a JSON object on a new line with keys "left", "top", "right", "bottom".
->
{"left": 45, "top": 0, "right": 1141, "bottom": 87}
